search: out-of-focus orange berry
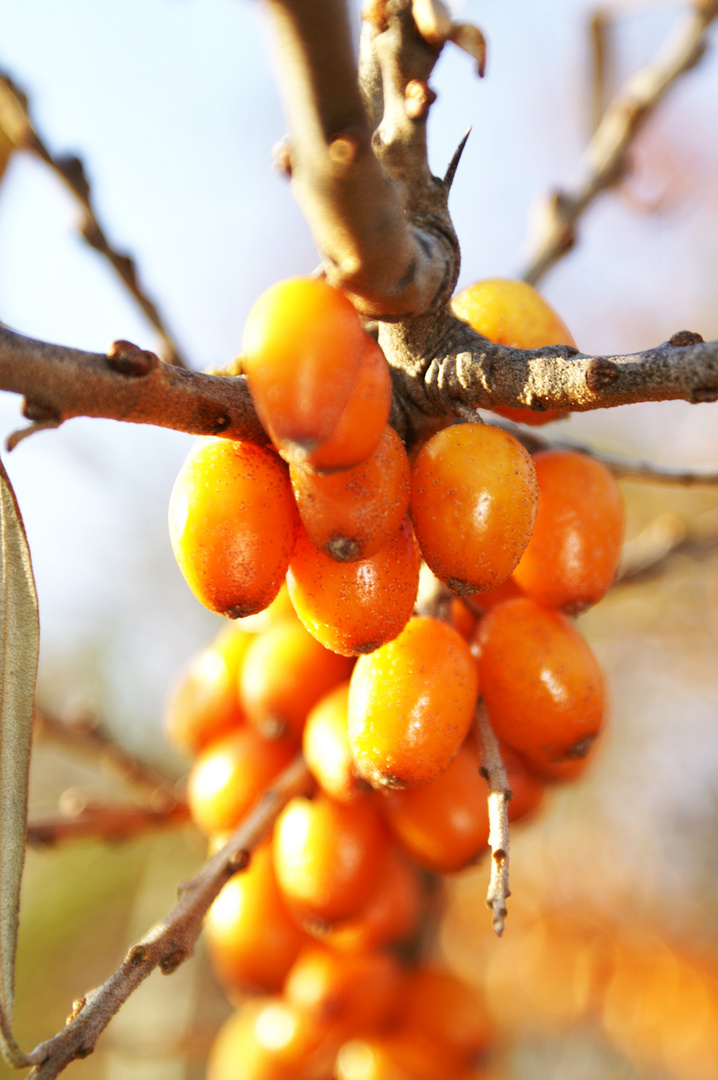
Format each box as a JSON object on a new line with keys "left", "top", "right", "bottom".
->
{"left": 240, "top": 618, "right": 354, "bottom": 741}
{"left": 304, "top": 335, "right": 393, "bottom": 473}
{"left": 169, "top": 438, "right": 298, "bottom": 618}
{"left": 274, "top": 793, "right": 390, "bottom": 924}
{"left": 348, "top": 617, "right": 479, "bottom": 789}
{"left": 512, "top": 450, "right": 625, "bottom": 613}
{"left": 382, "top": 738, "right": 489, "bottom": 873}
{"left": 321, "top": 846, "right": 421, "bottom": 953}
{"left": 452, "top": 278, "right": 575, "bottom": 425}
{"left": 501, "top": 743, "right": 546, "bottom": 820}
{"left": 285, "top": 945, "right": 403, "bottom": 1040}
{"left": 472, "top": 597, "right": 606, "bottom": 771}
{"left": 187, "top": 727, "right": 295, "bottom": 835}
{"left": 163, "top": 624, "right": 252, "bottom": 755}
{"left": 410, "top": 424, "right": 538, "bottom": 595}
{"left": 206, "top": 997, "right": 336, "bottom": 1080}
{"left": 290, "top": 426, "right": 411, "bottom": 563}
{"left": 205, "top": 840, "right": 309, "bottom": 994}
{"left": 400, "top": 967, "right": 493, "bottom": 1064}
{"left": 303, "top": 684, "right": 366, "bottom": 803}
{"left": 242, "top": 277, "right": 366, "bottom": 463}
{"left": 286, "top": 519, "right": 421, "bottom": 657}
{"left": 238, "top": 582, "right": 299, "bottom": 633}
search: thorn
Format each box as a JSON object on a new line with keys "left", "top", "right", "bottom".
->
{"left": 444, "top": 128, "right": 471, "bottom": 189}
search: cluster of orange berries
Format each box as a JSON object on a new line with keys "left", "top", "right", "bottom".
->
{"left": 165, "top": 275, "right": 625, "bottom": 1078}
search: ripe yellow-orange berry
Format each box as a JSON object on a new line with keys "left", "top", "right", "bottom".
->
{"left": 410, "top": 423, "right": 538, "bottom": 595}
{"left": 242, "top": 276, "right": 366, "bottom": 463}
{"left": 169, "top": 438, "right": 298, "bottom": 618}
{"left": 348, "top": 616, "right": 479, "bottom": 789}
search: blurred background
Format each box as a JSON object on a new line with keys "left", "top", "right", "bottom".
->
{"left": 1, "top": 0, "right": 718, "bottom": 1077}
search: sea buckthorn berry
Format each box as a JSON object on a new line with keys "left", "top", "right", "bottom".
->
{"left": 348, "top": 616, "right": 479, "bottom": 789}
{"left": 512, "top": 450, "right": 625, "bottom": 613}
{"left": 410, "top": 424, "right": 538, "bottom": 595}
{"left": 163, "top": 623, "right": 252, "bottom": 755}
{"left": 205, "top": 841, "right": 309, "bottom": 994}
{"left": 321, "top": 846, "right": 421, "bottom": 954}
{"left": 240, "top": 618, "right": 354, "bottom": 741}
{"left": 286, "top": 519, "right": 421, "bottom": 657}
{"left": 238, "top": 581, "right": 299, "bottom": 634}
{"left": 382, "top": 738, "right": 488, "bottom": 873}
{"left": 472, "top": 597, "right": 606, "bottom": 771}
{"left": 399, "top": 967, "right": 493, "bottom": 1066}
{"left": 207, "top": 997, "right": 336, "bottom": 1080}
{"left": 242, "top": 277, "right": 366, "bottom": 462}
{"left": 285, "top": 945, "right": 403, "bottom": 1040}
{"left": 303, "top": 683, "right": 366, "bottom": 803}
{"left": 304, "top": 335, "right": 393, "bottom": 473}
{"left": 335, "top": 1037, "right": 425, "bottom": 1080}
{"left": 452, "top": 277, "right": 576, "bottom": 425}
{"left": 187, "top": 727, "right": 295, "bottom": 835}
{"left": 274, "top": 792, "right": 390, "bottom": 924}
{"left": 168, "top": 438, "right": 298, "bottom": 618}
{"left": 290, "top": 425, "right": 411, "bottom": 563}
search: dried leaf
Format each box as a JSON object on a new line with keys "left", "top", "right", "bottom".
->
{"left": 0, "top": 458, "right": 37, "bottom": 1069}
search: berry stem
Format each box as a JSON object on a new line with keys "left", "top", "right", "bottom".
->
{"left": 474, "top": 704, "right": 511, "bottom": 936}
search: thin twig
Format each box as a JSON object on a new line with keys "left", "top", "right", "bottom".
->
{"left": 485, "top": 420, "right": 718, "bottom": 486}
{"left": 474, "top": 704, "right": 511, "bottom": 936}
{"left": 519, "top": 0, "right": 718, "bottom": 285}
{"left": 617, "top": 507, "right": 718, "bottom": 583}
{"left": 27, "top": 800, "right": 190, "bottom": 848}
{"left": 0, "top": 73, "right": 187, "bottom": 368}
{"left": 23, "top": 755, "right": 312, "bottom": 1079}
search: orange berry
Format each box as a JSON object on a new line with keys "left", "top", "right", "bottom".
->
{"left": 205, "top": 841, "right": 309, "bottom": 994}
{"left": 321, "top": 846, "right": 421, "bottom": 953}
{"left": 399, "top": 967, "right": 493, "bottom": 1064}
{"left": 501, "top": 742, "right": 546, "bottom": 821}
{"left": 168, "top": 438, "right": 298, "bottom": 618}
{"left": 382, "top": 738, "right": 488, "bottom": 873}
{"left": 472, "top": 597, "right": 606, "bottom": 771}
{"left": 304, "top": 335, "right": 393, "bottom": 473}
{"left": 274, "top": 793, "right": 390, "bottom": 924}
{"left": 410, "top": 423, "right": 538, "bottom": 595}
{"left": 285, "top": 945, "right": 403, "bottom": 1039}
{"left": 187, "top": 727, "right": 295, "bottom": 835}
{"left": 242, "top": 277, "right": 366, "bottom": 462}
{"left": 290, "top": 425, "right": 411, "bottom": 563}
{"left": 452, "top": 277, "right": 575, "bottom": 425}
{"left": 303, "top": 683, "right": 366, "bottom": 803}
{"left": 207, "top": 997, "right": 335, "bottom": 1080}
{"left": 512, "top": 450, "right": 625, "bottom": 613}
{"left": 348, "top": 616, "right": 479, "bottom": 789}
{"left": 286, "top": 519, "right": 421, "bottom": 657}
{"left": 163, "top": 624, "right": 252, "bottom": 755}
{"left": 240, "top": 618, "right": 354, "bottom": 741}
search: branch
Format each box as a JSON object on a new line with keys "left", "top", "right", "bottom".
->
{"left": 0, "top": 73, "right": 187, "bottom": 368}
{"left": 263, "top": 0, "right": 458, "bottom": 316}
{"left": 0, "top": 329, "right": 266, "bottom": 448}
{"left": 23, "top": 755, "right": 312, "bottom": 1079}
{"left": 388, "top": 314, "right": 718, "bottom": 439}
{"left": 519, "top": 0, "right": 718, "bottom": 285}
{"left": 617, "top": 507, "right": 718, "bottom": 583}
{"left": 27, "top": 799, "right": 190, "bottom": 848}
{"left": 474, "top": 705, "right": 511, "bottom": 936}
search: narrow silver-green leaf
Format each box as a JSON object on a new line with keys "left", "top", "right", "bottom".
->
{"left": 0, "top": 457, "right": 37, "bottom": 1069}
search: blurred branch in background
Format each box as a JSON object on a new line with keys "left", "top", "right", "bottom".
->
{"left": 0, "top": 72, "right": 187, "bottom": 369}
{"left": 519, "top": 0, "right": 718, "bottom": 286}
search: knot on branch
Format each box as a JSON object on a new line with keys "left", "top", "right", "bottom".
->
{"left": 586, "top": 357, "right": 620, "bottom": 391}
{"left": 669, "top": 329, "right": 704, "bottom": 347}
{"left": 107, "top": 340, "right": 158, "bottom": 377}
{"left": 405, "top": 80, "right": 436, "bottom": 121}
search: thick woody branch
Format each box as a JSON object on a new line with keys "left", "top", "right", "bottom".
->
{"left": 519, "top": 0, "right": 718, "bottom": 285}
{"left": 384, "top": 313, "right": 718, "bottom": 439}
{"left": 24, "top": 755, "right": 312, "bottom": 1079}
{"left": 262, "top": 0, "right": 457, "bottom": 316}
{"left": 0, "top": 328, "right": 266, "bottom": 447}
